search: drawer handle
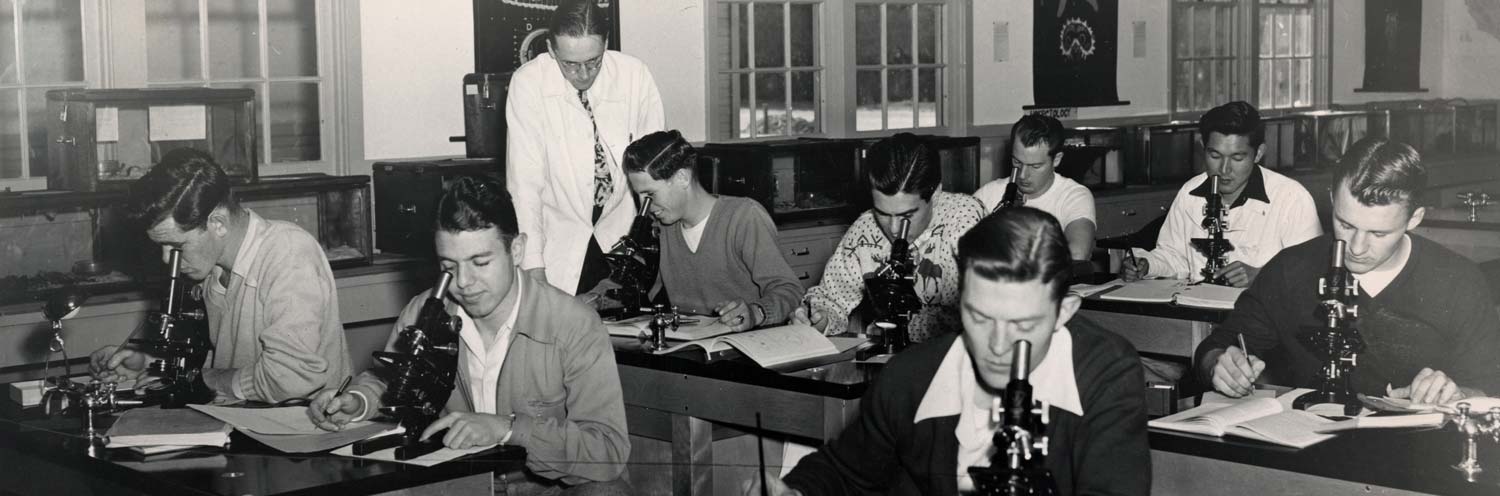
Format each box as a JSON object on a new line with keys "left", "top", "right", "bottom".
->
{"left": 398, "top": 204, "right": 418, "bottom": 214}
{"left": 798, "top": 271, "right": 811, "bottom": 280}
{"left": 1121, "top": 209, "right": 1137, "bottom": 217}
{"left": 791, "top": 247, "right": 811, "bottom": 256}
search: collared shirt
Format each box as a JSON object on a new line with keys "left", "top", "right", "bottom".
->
{"left": 459, "top": 276, "right": 525, "bottom": 415}
{"left": 1141, "top": 166, "right": 1322, "bottom": 282}
{"left": 912, "top": 329, "right": 1083, "bottom": 493}
{"left": 974, "top": 172, "right": 1097, "bottom": 229}
{"left": 1352, "top": 234, "right": 1412, "bottom": 297}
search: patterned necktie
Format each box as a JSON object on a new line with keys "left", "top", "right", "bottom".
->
{"left": 579, "top": 90, "right": 613, "bottom": 209}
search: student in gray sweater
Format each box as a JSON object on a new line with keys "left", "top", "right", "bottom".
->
{"left": 622, "top": 130, "right": 805, "bottom": 331}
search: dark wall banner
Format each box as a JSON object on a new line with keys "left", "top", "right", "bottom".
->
{"left": 473, "top": 0, "right": 621, "bottom": 74}
{"left": 1357, "top": 0, "right": 1424, "bottom": 92}
{"left": 1028, "top": 0, "right": 1128, "bottom": 109}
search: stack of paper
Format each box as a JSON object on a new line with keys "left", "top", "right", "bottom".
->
{"left": 105, "top": 407, "right": 232, "bottom": 452}
{"left": 1174, "top": 284, "right": 1245, "bottom": 310}
{"left": 1097, "top": 279, "right": 1186, "bottom": 303}
{"left": 189, "top": 405, "right": 398, "bottom": 453}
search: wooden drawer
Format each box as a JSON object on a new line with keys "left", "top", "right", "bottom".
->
{"left": 1096, "top": 192, "right": 1174, "bottom": 239}
{"left": 789, "top": 262, "right": 826, "bottom": 289}
{"left": 778, "top": 223, "right": 848, "bottom": 289}
{"left": 778, "top": 236, "right": 834, "bottom": 268}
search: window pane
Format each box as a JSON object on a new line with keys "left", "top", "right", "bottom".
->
{"left": 1259, "top": 59, "right": 1272, "bottom": 107}
{"left": 755, "top": 72, "right": 786, "bottom": 136}
{"left": 791, "top": 71, "right": 818, "bottom": 135}
{"left": 918, "top": 68, "right": 938, "bottom": 128}
{"left": 20, "top": 0, "right": 84, "bottom": 84}
{"left": 1173, "top": 6, "right": 1191, "bottom": 57}
{"left": 733, "top": 3, "right": 750, "bottom": 69}
{"left": 0, "top": 3, "right": 16, "bottom": 85}
{"left": 855, "top": 5, "right": 881, "bottom": 65}
{"left": 268, "top": 0, "right": 318, "bottom": 77}
{"left": 147, "top": 0, "right": 202, "bottom": 82}
{"left": 270, "top": 82, "right": 321, "bottom": 162}
{"left": 790, "top": 3, "right": 816, "bottom": 67}
{"left": 1217, "top": 6, "right": 1234, "bottom": 57}
{"left": 1275, "top": 58, "right": 1290, "bottom": 108}
{"left": 1295, "top": 58, "right": 1311, "bottom": 107}
{"left": 888, "top": 4, "right": 911, "bottom": 65}
{"left": 889, "top": 68, "right": 913, "bottom": 129}
{"left": 754, "top": 3, "right": 784, "bottom": 68}
{"left": 1193, "top": 6, "right": 1213, "bottom": 57}
{"left": 737, "top": 73, "right": 752, "bottom": 138}
{"left": 1175, "top": 61, "right": 1193, "bottom": 112}
{"left": 1214, "top": 60, "right": 1231, "bottom": 109}
{"left": 1275, "top": 12, "right": 1291, "bottom": 58}
{"left": 1194, "top": 61, "right": 1212, "bottom": 111}
{"left": 0, "top": 90, "right": 20, "bottom": 178}
{"left": 1294, "top": 11, "right": 1312, "bottom": 57}
{"left": 24, "top": 88, "right": 52, "bottom": 177}
{"left": 856, "top": 69, "right": 881, "bottom": 131}
{"left": 918, "top": 5, "right": 940, "bottom": 64}
{"left": 208, "top": 1, "right": 261, "bottom": 79}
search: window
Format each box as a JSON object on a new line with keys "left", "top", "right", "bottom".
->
{"left": 1170, "top": 0, "right": 1324, "bottom": 114}
{"left": 0, "top": 0, "right": 91, "bottom": 187}
{"left": 853, "top": 1, "right": 945, "bottom": 132}
{"left": 712, "top": 1, "right": 822, "bottom": 140}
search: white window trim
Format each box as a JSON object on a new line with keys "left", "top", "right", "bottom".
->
{"left": 1167, "top": 0, "right": 1330, "bottom": 119}
{"left": 846, "top": 0, "right": 951, "bottom": 135}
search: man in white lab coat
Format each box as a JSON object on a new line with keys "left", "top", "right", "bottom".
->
{"left": 506, "top": 0, "right": 665, "bottom": 295}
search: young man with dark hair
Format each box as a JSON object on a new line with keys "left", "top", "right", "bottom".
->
{"left": 508, "top": 0, "right": 665, "bottom": 296}
{"left": 309, "top": 174, "right": 630, "bottom": 495}
{"left": 751, "top": 207, "right": 1149, "bottom": 496}
{"left": 622, "top": 130, "right": 804, "bottom": 331}
{"left": 975, "top": 114, "right": 1097, "bottom": 261}
{"left": 89, "top": 148, "right": 350, "bottom": 403}
{"left": 1196, "top": 138, "right": 1500, "bottom": 404}
{"left": 1121, "top": 101, "right": 1321, "bottom": 287}
{"left": 793, "top": 133, "right": 986, "bottom": 341}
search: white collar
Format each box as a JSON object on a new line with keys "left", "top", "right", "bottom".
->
{"left": 457, "top": 275, "right": 526, "bottom": 355}
{"left": 914, "top": 327, "right": 1084, "bottom": 424}
{"left": 1352, "top": 234, "right": 1411, "bottom": 297}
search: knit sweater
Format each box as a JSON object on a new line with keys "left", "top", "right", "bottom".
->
{"left": 784, "top": 319, "right": 1150, "bottom": 496}
{"left": 1196, "top": 235, "right": 1500, "bottom": 396}
{"left": 653, "top": 196, "right": 804, "bottom": 324}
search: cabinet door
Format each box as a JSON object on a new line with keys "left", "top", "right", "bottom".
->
{"left": 1095, "top": 192, "right": 1174, "bottom": 240}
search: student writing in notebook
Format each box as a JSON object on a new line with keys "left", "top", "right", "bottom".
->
{"left": 1197, "top": 139, "right": 1500, "bottom": 405}
{"left": 749, "top": 208, "right": 1149, "bottom": 496}
{"left": 306, "top": 175, "right": 630, "bottom": 495}
{"left": 622, "top": 130, "right": 804, "bottom": 331}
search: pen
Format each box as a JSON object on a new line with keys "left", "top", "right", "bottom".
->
{"left": 1125, "top": 247, "right": 1139, "bottom": 266}
{"left": 334, "top": 375, "right": 352, "bottom": 398}
{"left": 1237, "top": 333, "right": 1248, "bottom": 355}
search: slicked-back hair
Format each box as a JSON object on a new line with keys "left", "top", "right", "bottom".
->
{"left": 437, "top": 174, "right": 519, "bottom": 244}
{"left": 1198, "top": 101, "right": 1264, "bottom": 148}
{"left": 550, "top": 0, "right": 610, "bottom": 42}
{"left": 867, "top": 132, "right": 942, "bottom": 201}
{"left": 958, "top": 207, "right": 1072, "bottom": 302}
{"left": 1010, "top": 114, "right": 1066, "bottom": 157}
{"left": 127, "top": 147, "right": 240, "bottom": 231}
{"left": 623, "top": 130, "right": 698, "bottom": 181}
{"left": 1333, "top": 138, "right": 1427, "bottom": 211}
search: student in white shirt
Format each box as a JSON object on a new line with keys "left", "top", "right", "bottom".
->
{"left": 507, "top": 0, "right": 665, "bottom": 296}
{"left": 975, "top": 114, "right": 1097, "bottom": 261}
{"left": 1121, "top": 101, "right": 1321, "bottom": 287}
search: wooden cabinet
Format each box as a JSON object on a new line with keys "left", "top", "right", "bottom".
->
{"left": 1095, "top": 190, "right": 1176, "bottom": 239}
{"left": 777, "top": 224, "right": 847, "bottom": 288}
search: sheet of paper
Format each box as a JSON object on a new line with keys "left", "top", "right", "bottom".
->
{"left": 1097, "top": 279, "right": 1185, "bottom": 303}
{"left": 244, "top": 423, "right": 401, "bottom": 453}
{"left": 1070, "top": 279, "right": 1123, "bottom": 298}
{"left": 190, "top": 405, "right": 377, "bottom": 435}
{"left": 96, "top": 107, "right": 119, "bottom": 142}
{"left": 148, "top": 105, "right": 207, "bottom": 141}
{"left": 1175, "top": 283, "right": 1245, "bottom": 310}
{"left": 332, "top": 442, "right": 494, "bottom": 467}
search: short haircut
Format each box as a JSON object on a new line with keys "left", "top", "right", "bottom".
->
{"left": 436, "top": 174, "right": 520, "bottom": 243}
{"left": 867, "top": 132, "right": 942, "bottom": 201}
{"left": 1333, "top": 138, "right": 1427, "bottom": 211}
{"left": 550, "top": 0, "right": 610, "bottom": 42}
{"left": 1010, "top": 114, "right": 1066, "bottom": 157}
{"left": 623, "top": 130, "right": 697, "bottom": 181}
{"left": 127, "top": 147, "right": 240, "bottom": 231}
{"left": 1198, "top": 101, "right": 1264, "bottom": 148}
{"left": 958, "top": 207, "right": 1072, "bottom": 302}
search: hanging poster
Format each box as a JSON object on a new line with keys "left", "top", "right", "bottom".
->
{"left": 1357, "top": 0, "right": 1424, "bottom": 92}
{"left": 1028, "top": 0, "right": 1128, "bottom": 109}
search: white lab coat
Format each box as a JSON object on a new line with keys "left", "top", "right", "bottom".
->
{"left": 506, "top": 51, "right": 665, "bottom": 294}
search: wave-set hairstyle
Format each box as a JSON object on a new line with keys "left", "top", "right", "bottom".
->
{"left": 436, "top": 174, "right": 520, "bottom": 244}
{"left": 1333, "top": 137, "right": 1427, "bottom": 211}
{"left": 550, "top": 0, "right": 610, "bottom": 42}
{"left": 1198, "top": 100, "right": 1264, "bottom": 148}
{"left": 867, "top": 132, "right": 942, "bottom": 201}
{"left": 623, "top": 130, "right": 698, "bottom": 181}
{"left": 958, "top": 207, "right": 1073, "bottom": 303}
{"left": 127, "top": 147, "right": 239, "bottom": 231}
{"left": 1010, "top": 114, "right": 1066, "bottom": 157}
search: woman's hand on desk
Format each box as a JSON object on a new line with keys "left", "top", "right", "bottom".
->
{"left": 307, "top": 388, "right": 364, "bottom": 431}
{"left": 1210, "top": 345, "right": 1265, "bottom": 398}
{"left": 421, "top": 412, "right": 514, "bottom": 449}
{"left": 88, "top": 345, "right": 151, "bottom": 382}
{"left": 742, "top": 475, "right": 802, "bottom": 496}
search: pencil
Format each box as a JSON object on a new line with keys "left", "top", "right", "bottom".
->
{"left": 1237, "top": 333, "right": 1248, "bottom": 354}
{"left": 334, "top": 375, "right": 353, "bottom": 397}
{"left": 1125, "top": 247, "right": 1139, "bottom": 266}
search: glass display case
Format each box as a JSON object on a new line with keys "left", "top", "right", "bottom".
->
{"left": 698, "top": 139, "right": 866, "bottom": 225}
{"left": 1300, "top": 109, "right": 1390, "bottom": 168}
{"left": 1132, "top": 120, "right": 1201, "bottom": 186}
{"left": 0, "top": 175, "right": 371, "bottom": 306}
{"left": 46, "top": 88, "right": 258, "bottom": 192}
{"left": 1059, "top": 126, "right": 1128, "bottom": 189}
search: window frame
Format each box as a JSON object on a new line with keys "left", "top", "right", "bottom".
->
{"left": 711, "top": 0, "right": 828, "bottom": 141}
{"left": 0, "top": 0, "right": 102, "bottom": 190}
{"left": 1168, "top": 0, "right": 1330, "bottom": 118}
{"left": 848, "top": 0, "right": 950, "bottom": 134}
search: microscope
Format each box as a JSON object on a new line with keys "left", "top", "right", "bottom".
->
{"left": 997, "top": 164, "right": 1026, "bottom": 211}
{"left": 602, "top": 197, "right": 660, "bottom": 320}
{"left": 863, "top": 217, "right": 921, "bottom": 356}
{"left": 352, "top": 271, "right": 462, "bottom": 460}
{"left": 1292, "top": 240, "right": 1364, "bottom": 416}
{"left": 969, "top": 340, "right": 1058, "bottom": 496}
{"left": 1189, "top": 176, "right": 1235, "bottom": 285}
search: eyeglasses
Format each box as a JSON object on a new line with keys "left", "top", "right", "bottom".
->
{"left": 557, "top": 54, "right": 604, "bottom": 75}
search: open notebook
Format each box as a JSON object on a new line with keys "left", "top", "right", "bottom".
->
{"left": 1097, "top": 279, "right": 1244, "bottom": 310}
{"left": 1149, "top": 389, "right": 1336, "bottom": 448}
{"left": 655, "top": 323, "right": 851, "bottom": 369}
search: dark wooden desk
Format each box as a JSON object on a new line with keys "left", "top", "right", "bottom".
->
{"left": 613, "top": 338, "right": 874, "bottom": 495}
{"left": 1151, "top": 426, "right": 1500, "bottom": 495}
{"left": 0, "top": 404, "right": 526, "bottom": 496}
